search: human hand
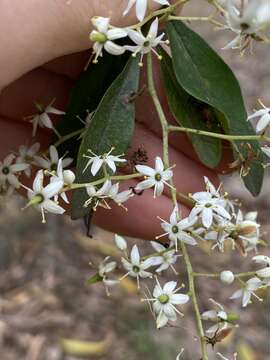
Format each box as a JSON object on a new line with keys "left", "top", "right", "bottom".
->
{"left": 0, "top": 0, "right": 220, "bottom": 240}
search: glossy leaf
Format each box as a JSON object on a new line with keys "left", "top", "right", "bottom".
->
{"left": 55, "top": 52, "right": 130, "bottom": 159}
{"left": 160, "top": 48, "right": 222, "bottom": 168}
{"left": 71, "top": 56, "right": 140, "bottom": 219}
{"left": 166, "top": 20, "right": 264, "bottom": 195}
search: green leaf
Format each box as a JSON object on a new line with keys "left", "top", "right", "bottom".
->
{"left": 166, "top": 20, "right": 264, "bottom": 195}
{"left": 55, "top": 52, "right": 130, "bottom": 160}
{"left": 160, "top": 48, "right": 222, "bottom": 168}
{"left": 71, "top": 56, "right": 140, "bottom": 219}
{"left": 86, "top": 273, "right": 103, "bottom": 285}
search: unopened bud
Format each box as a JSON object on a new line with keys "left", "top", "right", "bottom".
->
{"left": 90, "top": 31, "right": 107, "bottom": 43}
{"left": 227, "top": 312, "right": 239, "bottom": 322}
{"left": 63, "top": 170, "right": 75, "bottom": 184}
{"left": 220, "top": 270, "right": 235, "bottom": 284}
{"left": 114, "top": 234, "right": 127, "bottom": 251}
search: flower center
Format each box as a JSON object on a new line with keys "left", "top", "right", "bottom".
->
{"left": 25, "top": 155, "right": 33, "bottom": 162}
{"left": 144, "top": 40, "right": 150, "bottom": 47}
{"left": 90, "top": 31, "right": 108, "bottom": 43}
{"left": 132, "top": 265, "right": 140, "bottom": 273}
{"left": 2, "top": 166, "right": 10, "bottom": 175}
{"left": 35, "top": 103, "right": 45, "bottom": 114}
{"left": 155, "top": 173, "right": 162, "bottom": 182}
{"left": 51, "top": 163, "right": 57, "bottom": 171}
{"left": 158, "top": 294, "right": 169, "bottom": 304}
{"left": 205, "top": 203, "right": 212, "bottom": 208}
{"left": 172, "top": 225, "right": 179, "bottom": 234}
{"left": 241, "top": 23, "right": 250, "bottom": 31}
{"left": 31, "top": 193, "right": 45, "bottom": 205}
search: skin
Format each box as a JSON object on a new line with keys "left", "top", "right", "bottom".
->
{"left": 0, "top": 0, "right": 222, "bottom": 240}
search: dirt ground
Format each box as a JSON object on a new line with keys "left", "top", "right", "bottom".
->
{"left": 1, "top": 2, "right": 270, "bottom": 360}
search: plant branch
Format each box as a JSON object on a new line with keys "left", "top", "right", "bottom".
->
{"left": 147, "top": 52, "right": 209, "bottom": 360}
{"left": 194, "top": 271, "right": 257, "bottom": 279}
{"left": 168, "top": 125, "right": 270, "bottom": 143}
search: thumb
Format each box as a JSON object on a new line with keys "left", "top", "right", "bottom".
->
{"left": 0, "top": 0, "right": 167, "bottom": 90}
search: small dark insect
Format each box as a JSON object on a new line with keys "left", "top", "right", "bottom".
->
{"left": 204, "top": 327, "right": 233, "bottom": 349}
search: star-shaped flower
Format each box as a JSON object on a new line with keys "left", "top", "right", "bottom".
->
{"left": 123, "top": 0, "right": 170, "bottom": 21}
{"left": 83, "top": 148, "right": 126, "bottom": 176}
{"left": 135, "top": 156, "right": 173, "bottom": 197}
{"left": 248, "top": 100, "right": 270, "bottom": 133}
{"left": 28, "top": 101, "right": 65, "bottom": 137}
{"left": 230, "top": 277, "right": 262, "bottom": 307}
{"left": 121, "top": 245, "right": 155, "bottom": 288}
{"left": 90, "top": 17, "right": 127, "bottom": 63}
{"left": 125, "top": 18, "right": 168, "bottom": 65}
{"left": 157, "top": 205, "right": 197, "bottom": 249}
{"left": 35, "top": 145, "right": 73, "bottom": 172}
{"left": 0, "top": 154, "right": 28, "bottom": 192}
{"left": 144, "top": 278, "right": 189, "bottom": 328}
{"left": 26, "top": 170, "right": 65, "bottom": 223}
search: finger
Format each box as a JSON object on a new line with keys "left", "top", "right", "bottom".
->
{"left": 0, "top": 68, "right": 72, "bottom": 121}
{"left": 92, "top": 179, "right": 190, "bottom": 241}
{"left": 42, "top": 51, "right": 91, "bottom": 80}
{"left": 0, "top": 117, "right": 49, "bottom": 157}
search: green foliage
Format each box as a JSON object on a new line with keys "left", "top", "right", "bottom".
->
{"left": 86, "top": 273, "right": 102, "bottom": 285}
{"left": 166, "top": 20, "right": 264, "bottom": 195}
{"left": 71, "top": 56, "right": 140, "bottom": 219}
{"left": 160, "top": 48, "right": 222, "bottom": 168}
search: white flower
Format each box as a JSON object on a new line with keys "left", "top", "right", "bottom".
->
{"left": 35, "top": 145, "right": 73, "bottom": 172}
{"left": 230, "top": 277, "right": 262, "bottom": 307}
{"left": 150, "top": 241, "right": 180, "bottom": 273}
{"left": 157, "top": 205, "right": 197, "bottom": 249}
{"left": 233, "top": 209, "right": 260, "bottom": 252}
{"left": 115, "top": 234, "right": 128, "bottom": 251}
{"left": 0, "top": 154, "right": 28, "bottom": 192}
{"left": 83, "top": 147, "right": 126, "bottom": 176}
{"left": 26, "top": 170, "right": 65, "bottom": 223}
{"left": 135, "top": 156, "right": 173, "bottom": 197}
{"left": 201, "top": 299, "right": 229, "bottom": 335}
{"left": 223, "top": 0, "right": 270, "bottom": 50}
{"left": 50, "top": 159, "right": 74, "bottom": 204}
{"left": 220, "top": 270, "right": 235, "bottom": 284}
{"left": 125, "top": 18, "right": 168, "bottom": 66}
{"left": 84, "top": 180, "right": 133, "bottom": 210}
{"left": 144, "top": 278, "right": 189, "bottom": 328}
{"left": 253, "top": 255, "right": 270, "bottom": 279}
{"left": 106, "top": 182, "right": 134, "bottom": 206}
{"left": 90, "top": 17, "right": 127, "bottom": 63}
{"left": 98, "top": 257, "right": 119, "bottom": 294}
{"left": 16, "top": 143, "right": 40, "bottom": 177}
{"left": 248, "top": 101, "right": 270, "bottom": 133}
{"left": 84, "top": 180, "right": 112, "bottom": 209}
{"left": 29, "top": 101, "right": 65, "bottom": 137}
{"left": 217, "top": 352, "right": 238, "bottom": 360}
{"left": 189, "top": 191, "right": 231, "bottom": 229}
{"left": 121, "top": 245, "right": 155, "bottom": 287}
{"left": 123, "top": 0, "right": 170, "bottom": 21}
{"left": 204, "top": 220, "right": 231, "bottom": 252}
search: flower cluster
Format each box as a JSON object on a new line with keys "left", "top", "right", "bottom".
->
{"left": 220, "top": 0, "right": 270, "bottom": 51}
{"left": 90, "top": 17, "right": 168, "bottom": 65}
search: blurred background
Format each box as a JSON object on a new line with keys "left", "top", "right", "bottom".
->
{"left": 1, "top": 2, "right": 270, "bottom": 360}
